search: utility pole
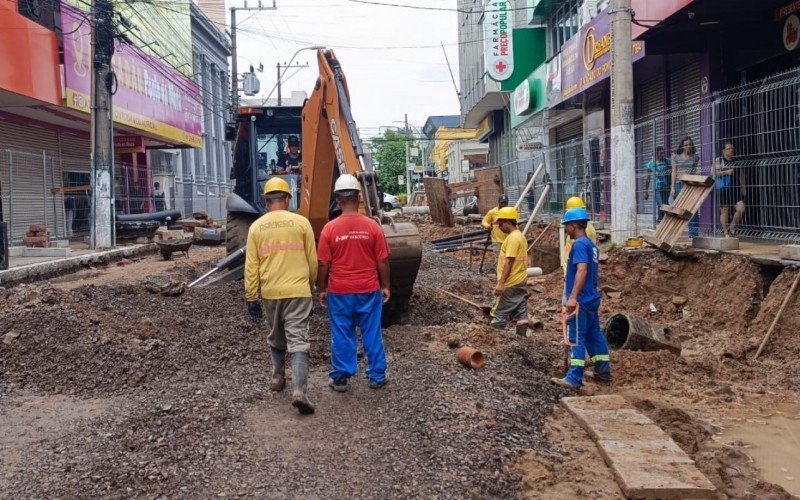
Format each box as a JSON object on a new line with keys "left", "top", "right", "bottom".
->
{"left": 405, "top": 113, "right": 411, "bottom": 200}
{"left": 276, "top": 61, "right": 308, "bottom": 106}
{"left": 230, "top": 1, "right": 276, "bottom": 115}
{"left": 609, "top": 0, "right": 636, "bottom": 244}
{"left": 90, "top": 0, "right": 115, "bottom": 248}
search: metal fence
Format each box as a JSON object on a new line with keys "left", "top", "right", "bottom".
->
{"left": 0, "top": 146, "right": 229, "bottom": 245}
{"left": 501, "top": 66, "right": 800, "bottom": 243}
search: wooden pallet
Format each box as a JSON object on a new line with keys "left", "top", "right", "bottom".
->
{"left": 644, "top": 174, "right": 714, "bottom": 252}
{"left": 422, "top": 177, "right": 455, "bottom": 227}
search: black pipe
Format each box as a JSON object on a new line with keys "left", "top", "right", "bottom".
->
{"left": 430, "top": 229, "right": 488, "bottom": 244}
{"left": 115, "top": 209, "right": 182, "bottom": 223}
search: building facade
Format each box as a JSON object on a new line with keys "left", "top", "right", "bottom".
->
{"left": 164, "top": 3, "right": 232, "bottom": 221}
{"left": 459, "top": 0, "right": 800, "bottom": 242}
{"left": 0, "top": 0, "right": 211, "bottom": 244}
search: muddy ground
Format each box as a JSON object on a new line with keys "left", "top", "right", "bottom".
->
{"left": 2, "top": 221, "right": 800, "bottom": 498}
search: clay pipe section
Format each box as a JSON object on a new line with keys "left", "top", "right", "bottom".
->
{"left": 457, "top": 346, "right": 485, "bottom": 369}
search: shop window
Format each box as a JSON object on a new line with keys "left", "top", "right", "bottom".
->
{"left": 549, "top": 0, "right": 580, "bottom": 56}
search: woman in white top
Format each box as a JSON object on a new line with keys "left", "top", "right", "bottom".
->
{"left": 670, "top": 136, "right": 700, "bottom": 236}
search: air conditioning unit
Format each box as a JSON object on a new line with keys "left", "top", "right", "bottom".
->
{"left": 242, "top": 72, "right": 260, "bottom": 96}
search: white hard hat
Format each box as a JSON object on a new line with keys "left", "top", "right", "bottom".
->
{"left": 334, "top": 174, "right": 361, "bottom": 192}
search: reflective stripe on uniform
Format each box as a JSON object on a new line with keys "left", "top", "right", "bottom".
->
{"left": 591, "top": 354, "right": 610, "bottom": 362}
{"left": 570, "top": 358, "right": 586, "bottom": 367}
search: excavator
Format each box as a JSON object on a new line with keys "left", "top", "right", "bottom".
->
{"left": 191, "top": 49, "right": 422, "bottom": 326}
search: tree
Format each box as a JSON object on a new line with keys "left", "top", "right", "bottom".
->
{"left": 371, "top": 129, "right": 416, "bottom": 195}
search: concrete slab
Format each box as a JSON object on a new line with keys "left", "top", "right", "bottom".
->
{"left": 692, "top": 236, "right": 739, "bottom": 251}
{"left": 563, "top": 396, "right": 716, "bottom": 499}
{"left": 597, "top": 439, "right": 695, "bottom": 465}
{"left": 21, "top": 247, "right": 70, "bottom": 258}
{"left": 779, "top": 244, "right": 800, "bottom": 262}
{"left": 609, "top": 461, "right": 716, "bottom": 499}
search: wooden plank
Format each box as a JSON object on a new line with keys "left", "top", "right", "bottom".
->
{"left": 644, "top": 236, "right": 672, "bottom": 252}
{"left": 676, "top": 174, "right": 715, "bottom": 187}
{"left": 660, "top": 205, "right": 693, "bottom": 220}
{"left": 422, "top": 177, "right": 455, "bottom": 227}
{"left": 473, "top": 166, "right": 504, "bottom": 215}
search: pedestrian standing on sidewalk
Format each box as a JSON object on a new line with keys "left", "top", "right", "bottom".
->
{"left": 244, "top": 177, "right": 318, "bottom": 415}
{"left": 317, "top": 174, "right": 391, "bottom": 392}
{"left": 670, "top": 136, "right": 701, "bottom": 237}
{"left": 714, "top": 140, "right": 746, "bottom": 237}
{"left": 644, "top": 146, "right": 670, "bottom": 223}
{"left": 490, "top": 207, "right": 530, "bottom": 337}
{"left": 481, "top": 194, "right": 510, "bottom": 259}
{"left": 551, "top": 207, "right": 611, "bottom": 390}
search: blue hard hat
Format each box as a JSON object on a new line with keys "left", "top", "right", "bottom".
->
{"left": 562, "top": 207, "right": 590, "bottom": 224}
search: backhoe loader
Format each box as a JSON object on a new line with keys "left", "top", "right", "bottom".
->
{"left": 192, "top": 49, "right": 422, "bottom": 326}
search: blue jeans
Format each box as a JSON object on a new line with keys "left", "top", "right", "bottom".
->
{"left": 675, "top": 181, "right": 699, "bottom": 237}
{"left": 566, "top": 298, "right": 611, "bottom": 387}
{"left": 328, "top": 291, "right": 386, "bottom": 383}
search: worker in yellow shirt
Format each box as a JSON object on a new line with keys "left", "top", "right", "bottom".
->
{"left": 491, "top": 207, "right": 530, "bottom": 337}
{"left": 481, "top": 194, "right": 510, "bottom": 257}
{"left": 245, "top": 177, "right": 318, "bottom": 415}
{"left": 561, "top": 196, "right": 597, "bottom": 274}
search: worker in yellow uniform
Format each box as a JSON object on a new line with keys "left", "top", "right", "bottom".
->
{"left": 481, "top": 194, "right": 510, "bottom": 257}
{"left": 244, "top": 177, "right": 318, "bottom": 415}
{"left": 491, "top": 207, "right": 530, "bottom": 337}
{"left": 561, "top": 196, "right": 597, "bottom": 273}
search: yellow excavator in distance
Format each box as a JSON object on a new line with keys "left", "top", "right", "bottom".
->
{"left": 191, "top": 49, "right": 422, "bottom": 326}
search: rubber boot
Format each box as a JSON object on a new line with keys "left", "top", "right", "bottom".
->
{"left": 290, "top": 351, "right": 314, "bottom": 415}
{"left": 515, "top": 321, "right": 528, "bottom": 337}
{"left": 269, "top": 347, "right": 286, "bottom": 391}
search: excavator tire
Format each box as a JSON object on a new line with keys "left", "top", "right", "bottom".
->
{"left": 381, "top": 222, "right": 422, "bottom": 327}
{"left": 226, "top": 212, "right": 258, "bottom": 256}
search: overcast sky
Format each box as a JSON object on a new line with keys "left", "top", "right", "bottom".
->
{"left": 228, "top": 0, "right": 462, "bottom": 137}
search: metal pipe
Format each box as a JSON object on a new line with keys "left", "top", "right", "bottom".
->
{"left": 430, "top": 228, "right": 489, "bottom": 243}
{"left": 522, "top": 184, "right": 551, "bottom": 238}
{"left": 514, "top": 162, "right": 543, "bottom": 211}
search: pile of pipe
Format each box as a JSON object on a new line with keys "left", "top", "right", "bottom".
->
{"left": 429, "top": 229, "right": 490, "bottom": 252}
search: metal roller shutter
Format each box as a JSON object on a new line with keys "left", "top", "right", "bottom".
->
{"left": 669, "top": 56, "right": 701, "bottom": 154}
{"left": 635, "top": 77, "right": 667, "bottom": 216}
{"left": 0, "top": 121, "right": 73, "bottom": 242}
{"left": 555, "top": 119, "right": 583, "bottom": 142}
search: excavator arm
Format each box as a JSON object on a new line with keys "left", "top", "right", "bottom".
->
{"left": 299, "top": 49, "right": 421, "bottom": 325}
{"left": 298, "top": 49, "right": 382, "bottom": 237}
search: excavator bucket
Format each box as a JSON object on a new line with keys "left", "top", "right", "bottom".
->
{"left": 381, "top": 221, "right": 422, "bottom": 326}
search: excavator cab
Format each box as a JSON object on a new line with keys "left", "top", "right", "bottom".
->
{"left": 223, "top": 49, "right": 422, "bottom": 326}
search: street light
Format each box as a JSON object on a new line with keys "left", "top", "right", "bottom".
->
{"left": 260, "top": 45, "right": 325, "bottom": 106}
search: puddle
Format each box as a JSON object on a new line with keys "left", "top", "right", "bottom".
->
{"left": 718, "top": 405, "right": 800, "bottom": 496}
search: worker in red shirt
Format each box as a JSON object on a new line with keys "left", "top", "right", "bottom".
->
{"left": 317, "top": 174, "right": 391, "bottom": 392}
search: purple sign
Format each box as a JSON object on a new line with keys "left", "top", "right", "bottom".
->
{"left": 557, "top": 8, "right": 645, "bottom": 105}
{"left": 60, "top": 3, "right": 202, "bottom": 147}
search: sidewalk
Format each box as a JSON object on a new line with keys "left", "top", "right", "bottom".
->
{"left": 1, "top": 242, "right": 156, "bottom": 287}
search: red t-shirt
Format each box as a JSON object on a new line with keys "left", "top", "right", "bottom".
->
{"left": 317, "top": 214, "right": 391, "bottom": 294}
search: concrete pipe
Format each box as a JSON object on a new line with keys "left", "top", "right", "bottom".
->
{"left": 402, "top": 206, "right": 430, "bottom": 215}
{"left": 604, "top": 313, "right": 681, "bottom": 355}
{"left": 526, "top": 267, "right": 543, "bottom": 277}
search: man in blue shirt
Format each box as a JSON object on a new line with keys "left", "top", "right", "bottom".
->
{"left": 551, "top": 207, "right": 611, "bottom": 389}
{"left": 644, "top": 146, "right": 670, "bottom": 223}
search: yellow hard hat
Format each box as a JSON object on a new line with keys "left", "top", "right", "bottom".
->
{"left": 496, "top": 206, "right": 519, "bottom": 221}
{"left": 565, "top": 196, "right": 586, "bottom": 209}
{"left": 264, "top": 177, "right": 291, "bottom": 196}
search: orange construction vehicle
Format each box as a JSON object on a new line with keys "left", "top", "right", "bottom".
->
{"left": 192, "top": 49, "right": 422, "bottom": 325}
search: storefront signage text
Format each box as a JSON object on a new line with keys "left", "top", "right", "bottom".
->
{"left": 557, "top": 8, "right": 645, "bottom": 105}
{"left": 484, "top": 0, "right": 514, "bottom": 81}
{"left": 60, "top": 3, "right": 202, "bottom": 147}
